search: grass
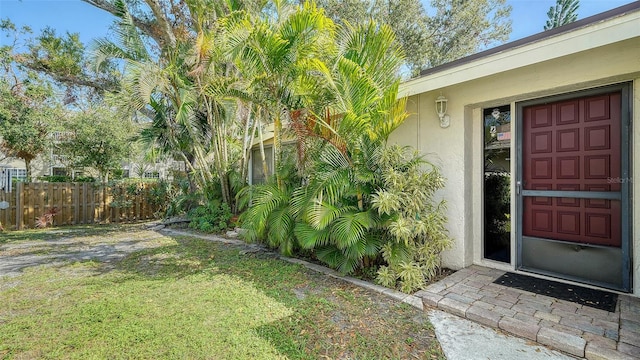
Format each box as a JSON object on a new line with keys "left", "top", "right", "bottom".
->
{"left": 0, "top": 224, "right": 136, "bottom": 244}
{"left": 0, "top": 225, "right": 445, "bottom": 359}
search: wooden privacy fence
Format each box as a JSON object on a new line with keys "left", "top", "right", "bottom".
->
{"left": 0, "top": 182, "right": 161, "bottom": 230}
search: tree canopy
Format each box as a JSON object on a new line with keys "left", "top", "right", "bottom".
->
{"left": 56, "top": 106, "right": 135, "bottom": 183}
{"left": 544, "top": 0, "right": 580, "bottom": 30}
{"left": 0, "top": 61, "right": 61, "bottom": 181}
{"left": 316, "top": 0, "right": 512, "bottom": 75}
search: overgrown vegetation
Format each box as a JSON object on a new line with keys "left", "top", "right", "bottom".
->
{"left": 1, "top": 0, "right": 459, "bottom": 292}
{"left": 373, "top": 146, "right": 451, "bottom": 293}
{"left": 188, "top": 199, "right": 233, "bottom": 233}
{"left": 237, "top": 19, "right": 451, "bottom": 293}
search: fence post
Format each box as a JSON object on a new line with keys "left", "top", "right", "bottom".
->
{"left": 15, "top": 182, "right": 23, "bottom": 230}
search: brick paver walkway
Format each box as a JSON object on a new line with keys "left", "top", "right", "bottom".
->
{"left": 415, "top": 265, "right": 640, "bottom": 359}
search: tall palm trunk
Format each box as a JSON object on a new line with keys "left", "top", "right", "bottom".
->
{"left": 257, "top": 117, "right": 269, "bottom": 182}
{"left": 273, "top": 112, "right": 283, "bottom": 189}
{"left": 239, "top": 103, "right": 258, "bottom": 188}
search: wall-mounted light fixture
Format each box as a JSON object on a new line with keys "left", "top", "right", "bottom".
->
{"left": 435, "top": 93, "right": 450, "bottom": 128}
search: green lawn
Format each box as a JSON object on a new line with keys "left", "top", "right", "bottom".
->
{"left": 0, "top": 225, "right": 444, "bottom": 359}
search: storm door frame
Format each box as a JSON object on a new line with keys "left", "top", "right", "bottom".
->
{"left": 515, "top": 82, "right": 632, "bottom": 292}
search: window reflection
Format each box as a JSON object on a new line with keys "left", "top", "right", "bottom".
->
{"left": 484, "top": 105, "right": 511, "bottom": 263}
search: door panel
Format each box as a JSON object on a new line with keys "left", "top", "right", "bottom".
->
{"left": 518, "top": 84, "right": 632, "bottom": 291}
{"left": 522, "top": 92, "right": 622, "bottom": 247}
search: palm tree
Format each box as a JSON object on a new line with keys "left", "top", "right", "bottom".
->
{"left": 94, "top": 0, "right": 254, "bottom": 209}
{"left": 544, "top": 0, "right": 579, "bottom": 30}
{"left": 239, "top": 18, "right": 408, "bottom": 272}
{"left": 228, "top": 0, "right": 336, "bottom": 189}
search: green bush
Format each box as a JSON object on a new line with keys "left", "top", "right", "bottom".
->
{"left": 371, "top": 145, "right": 451, "bottom": 293}
{"left": 74, "top": 176, "right": 96, "bottom": 182}
{"left": 38, "top": 175, "right": 96, "bottom": 183}
{"left": 38, "top": 175, "right": 71, "bottom": 182}
{"left": 188, "top": 199, "right": 233, "bottom": 234}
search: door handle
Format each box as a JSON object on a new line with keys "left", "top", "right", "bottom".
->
{"left": 516, "top": 181, "right": 521, "bottom": 195}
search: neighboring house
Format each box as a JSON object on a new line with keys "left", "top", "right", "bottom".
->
{"left": 248, "top": 123, "right": 296, "bottom": 185}
{"left": 0, "top": 131, "right": 82, "bottom": 181}
{"left": 0, "top": 155, "right": 45, "bottom": 182}
{"left": 391, "top": 2, "right": 640, "bottom": 295}
{"left": 121, "top": 159, "right": 186, "bottom": 180}
{"left": 0, "top": 131, "right": 183, "bottom": 182}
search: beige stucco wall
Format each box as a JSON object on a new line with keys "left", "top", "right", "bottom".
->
{"left": 0, "top": 155, "right": 49, "bottom": 178}
{"left": 391, "top": 38, "right": 640, "bottom": 295}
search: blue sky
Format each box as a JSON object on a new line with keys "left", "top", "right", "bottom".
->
{"left": 0, "top": 0, "right": 635, "bottom": 46}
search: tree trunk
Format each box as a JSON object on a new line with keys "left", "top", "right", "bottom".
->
{"left": 274, "top": 112, "right": 282, "bottom": 189}
{"left": 187, "top": 155, "right": 198, "bottom": 195}
{"left": 24, "top": 158, "right": 32, "bottom": 183}
{"left": 239, "top": 103, "right": 256, "bottom": 187}
{"left": 257, "top": 119, "right": 269, "bottom": 183}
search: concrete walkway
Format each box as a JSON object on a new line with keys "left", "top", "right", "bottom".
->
{"left": 416, "top": 265, "right": 640, "bottom": 359}
{"left": 429, "top": 310, "right": 573, "bottom": 360}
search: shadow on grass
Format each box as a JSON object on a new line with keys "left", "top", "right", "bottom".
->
{"left": 0, "top": 227, "right": 444, "bottom": 359}
{"left": 125, "top": 235, "right": 444, "bottom": 359}
{"left": 0, "top": 223, "right": 144, "bottom": 244}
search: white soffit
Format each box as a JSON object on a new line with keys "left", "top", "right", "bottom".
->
{"left": 399, "top": 10, "right": 640, "bottom": 98}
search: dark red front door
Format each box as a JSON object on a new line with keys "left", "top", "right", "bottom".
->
{"left": 518, "top": 86, "right": 632, "bottom": 291}
{"left": 522, "top": 92, "right": 622, "bottom": 247}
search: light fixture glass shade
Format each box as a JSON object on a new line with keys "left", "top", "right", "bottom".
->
{"left": 435, "top": 95, "right": 447, "bottom": 118}
{"left": 435, "top": 94, "right": 449, "bottom": 128}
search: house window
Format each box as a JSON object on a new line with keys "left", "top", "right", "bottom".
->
{"left": 10, "top": 168, "right": 27, "bottom": 182}
{"left": 52, "top": 167, "right": 67, "bottom": 176}
{"left": 251, "top": 146, "right": 273, "bottom": 185}
{"left": 144, "top": 171, "right": 160, "bottom": 179}
{"left": 483, "top": 105, "right": 511, "bottom": 263}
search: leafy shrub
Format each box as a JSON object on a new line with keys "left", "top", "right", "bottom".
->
{"left": 143, "top": 174, "right": 202, "bottom": 218}
{"left": 74, "top": 176, "right": 96, "bottom": 182}
{"left": 237, "top": 148, "right": 302, "bottom": 255}
{"left": 371, "top": 145, "right": 451, "bottom": 293}
{"left": 38, "top": 175, "right": 97, "bottom": 183}
{"left": 237, "top": 182, "right": 297, "bottom": 255}
{"left": 111, "top": 168, "right": 126, "bottom": 180}
{"left": 38, "top": 175, "right": 71, "bottom": 182}
{"left": 188, "top": 199, "right": 233, "bottom": 234}
{"left": 290, "top": 141, "right": 383, "bottom": 274}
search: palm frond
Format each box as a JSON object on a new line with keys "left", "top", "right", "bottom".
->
{"left": 266, "top": 205, "right": 295, "bottom": 253}
{"left": 307, "top": 200, "right": 357, "bottom": 230}
{"left": 315, "top": 246, "right": 360, "bottom": 274}
{"left": 294, "top": 221, "right": 331, "bottom": 249}
{"left": 330, "top": 210, "right": 370, "bottom": 250}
